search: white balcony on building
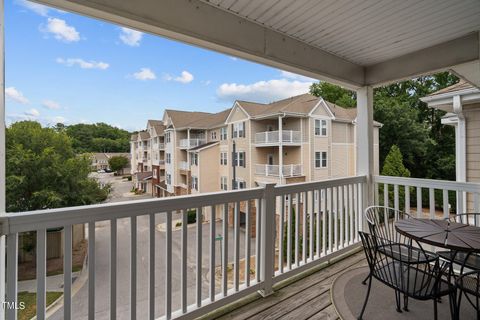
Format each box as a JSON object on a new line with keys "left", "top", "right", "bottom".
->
{"left": 255, "top": 164, "right": 303, "bottom": 177}
{"left": 179, "top": 161, "right": 190, "bottom": 171}
{"left": 179, "top": 138, "right": 207, "bottom": 149}
{"left": 255, "top": 130, "right": 301, "bottom": 146}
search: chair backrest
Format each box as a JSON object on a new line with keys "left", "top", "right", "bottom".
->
{"left": 451, "top": 212, "right": 480, "bottom": 227}
{"left": 364, "top": 206, "right": 411, "bottom": 243}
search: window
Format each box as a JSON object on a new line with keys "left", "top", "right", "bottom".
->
{"left": 220, "top": 152, "right": 228, "bottom": 165}
{"left": 315, "top": 119, "right": 328, "bottom": 136}
{"left": 232, "top": 122, "right": 245, "bottom": 138}
{"left": 191, "top": 176, "right": 198, "bottom": 191}
{"left": 234, "top": 151, "right": 246, "bottom": 167}
{"left": 315, "top": 151, "right": 328, "bottom": 168}
{"left": 211, "top": 131, "right": 217, "bottom": 140}
{"left": 220, "top": 176, "right": 228, "bottom": 190}
{"left": 190, "top": 153, "right": 198, "bottom": 166}
{"left": 166, "top": 173, "right": 171, "bottom": 185}
{"left": 166, "top": 153, "right": 171, "bottom": 164}
{"left": 165, "top": 132, "right": 171, "bottom": 143}
{"left": 235, "top": 179, "right": 246, "bottom": 189}
{"left": 220, "top": 127, "right": 227, "bottom": 140}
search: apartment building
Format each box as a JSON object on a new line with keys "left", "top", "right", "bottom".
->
{"left": 90, "top": 152, "right": 131, "bottom": 173}
{"left": 131, "top": 93, "right": 381, "bottom": 200}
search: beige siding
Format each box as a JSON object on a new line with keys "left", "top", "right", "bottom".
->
{"left": 229, "top": 107, "right": 248, "bottom": 122}
{"left": 466, "top": 104, "right": 480, "bottom": 183}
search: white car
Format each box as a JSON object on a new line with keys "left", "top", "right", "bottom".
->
{"left": 97, "top": 169, "right": 106, "bottom": 173}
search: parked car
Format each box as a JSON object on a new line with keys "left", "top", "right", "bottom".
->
{"left": 97, "top": 169, "right": 105, "bottom": 173}
{"left": 104, "top": 168, "right": 113, "bottom": 173}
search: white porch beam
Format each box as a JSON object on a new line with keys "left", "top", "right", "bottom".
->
{"left": 365, "top": 32, "right": 480, "bottom": 86}
{"left": 356, "top": 87, "right": 374, "bottom": 206}
{"left": 35, "top": 0, "right": 365, "bottom": 89}
{"left": 451, "top": 61, "right": 480, "bottom": 88}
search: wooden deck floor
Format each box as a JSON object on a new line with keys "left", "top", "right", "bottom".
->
{"left": 215, "top": 251, "right": 367, "bottom": 320}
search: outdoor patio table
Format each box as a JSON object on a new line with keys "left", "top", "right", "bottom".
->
{"left": 395, "top": 218, "right": 480, "bottom": 253}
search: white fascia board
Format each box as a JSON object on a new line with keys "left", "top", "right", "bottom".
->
{"left": 318, "top": 99, "right": 336, "bottom": 119}
{"left": 365, "top": 32, "right": 480, "bottom": 87}
{"left": 35, "top": 0, "right": 364, "bottom": 89}
{"left": 225, "top": 102, "right": 250, "bottom": 123}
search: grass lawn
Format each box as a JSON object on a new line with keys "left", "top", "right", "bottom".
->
{"left": 18, "top": 291, "right": 62, "bottom": 320}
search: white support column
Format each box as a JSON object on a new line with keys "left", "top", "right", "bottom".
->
{"left": 356, "top": 87, "right": 374, "bottom": 209}
{"left": 453, "top": 95, "right": 467, "bottom": 212}
{"left": 278, "top": 116, "right": 283, "bottom": 178}
{"left": 0, "top": 0, "right": 6, "bottom": 317}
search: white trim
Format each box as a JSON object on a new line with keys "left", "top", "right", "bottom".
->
{"left": 225, "top": 102, "right": 250, "bottom": 123}
{"left": 319, "top": 99, "right": 336, "bottom": 119}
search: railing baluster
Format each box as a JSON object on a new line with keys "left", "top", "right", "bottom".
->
{"left": 316, "top": 189, "right": 321, "bottom": 258}
{"left": 295, "top": 193, "right": 299, "bottom": 266}
{"left": 149, "top": 214, "right": 155, "bottom": 319}
{"left": 457, "top": 190, "right": 464, "bottom": 216}
{"left": 210, "top": 206, "right": 216, "bottom": 301}
{"left": 279, "top": 195, "right": 285, "bottom": 273}
{"left": 394, "top": 184, "right": 399, "bottom": 212}
{"left": 302, "top": 191, "right": 307, "bottom": 264}
{"left": 130, "top": 217, "right": 137, "bottom": 320}
{"left": 196, "top": 207, "right": 202, "bottom": 306}
{"left": 110, "top": 219, "right": 117, "bottom": 319}
{"left": 234, "top": 202, "right": 240, "bottom": 291}
{"left": 474, "top": 194, "right": 480, "bottom": 226}
{"left": 405, "top": 185, "right": 410, "bottom": 215}
{"left": 165, "top": 211, "right": 172, "bottom": 318}
{"left": 443, "top": 189, "right": 449, "bottom": 220}
{"left": 181, "top": 210, "right": 187, "bottom": 313}
{"left": 223, "top": 203, "right": 229, "bottom": 295}
{"left": 344, "top": 185, "right": 349, "bottom": 246}
{"left": 417, "top": 187, "right": 422, "bottom": 218}
{"left": 287, "top": 193, "right": 292, "bottom": 270}
{"left": 339, "top": 186, "right": 344, "bottom": 249}
{"left": 353, "top": 184, "right": 358, "bottom": 241}
{"left": 328, "top": 187, "right": 333, "bottom": 253}
{"left": 245, "top": 201, "right": 251, "bottom": 285}
{"left": 384, "top": 183, "right": 389, "bottom": 208}
{"left": 88, "top": 221, "right": 95, "bottom": 320}
{"left": 64, "top": 225, "right": 72, "bottom": 320}
{"left": 322, "top": 188, "right": 327, "bottom": 256}
{"left": 374, "top": 182, "right": 379, "bottom": 205}
{"left": 309, "top": 190, "right": 314, "bottom": 260}
{"left": 36, "top": 228, "right": 46, "bottom": 320}
{"left": 255, "top": 199, "right": 261, "bottom": 283}
{"left": 349, "top": 184, "right": 354, "bottom": 245}
{"left": 6, "top": 233, "right": 18, "bottom": 320}
{"left": 334, "top": 187, "right": 338, "bottom": 251}
{"left": 429, "top": 188, "right": 435, "bottom": 218}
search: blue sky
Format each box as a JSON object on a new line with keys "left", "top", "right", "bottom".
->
{"left": 5, "top": 0, "right": 317, "bottom": 131}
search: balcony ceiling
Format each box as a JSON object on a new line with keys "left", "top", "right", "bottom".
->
{"left": 38, "top": 0, "right": 480, "bottom": 88}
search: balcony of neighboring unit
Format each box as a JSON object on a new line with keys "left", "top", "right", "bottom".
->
{"left": 156, "top": 142, "right": 165, "bottom": 150}
{"left": 179, "top": 138, "right": 207, "bottom": 149}
{"left": 255, "top": 164, "right": 303, "bottom": 178}
{"left": 254, "top": 130, "right": 301, "bottom": 146}
{"left": 179, "top": 161, "right": 190, "bottom": 173}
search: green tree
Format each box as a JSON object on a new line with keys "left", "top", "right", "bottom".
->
{"left": 65, "top": 122, "right": 131, "bottom": 153}
{"left": 6, "top": 121, "right": 110, "bottom": 212}
{"left": 108, "top": 155, "right": 129, "bottom": 173}
{"left": 309, "top": 82, "right": 356, "bottom": 108}
{"left": 381, "top": 145, "right": 410, "bottom": 178}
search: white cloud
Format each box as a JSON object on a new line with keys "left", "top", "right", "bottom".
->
{"left": 56, "top": 58, "right": 109, "bottom": 70}
{"left": 133, "top": 68, "right": 156, "bottom": 81}
{"left": 163, "top": 70, "right": 194, "bottom": 84}
{"left": 42, "top": 100, "right": 61, "bottom": 110}
{"left": 119, "top": 27, "right": 143, "bottom": 46}
{"left": 229, "top": 56, "right": 238, "bottom": 61}
{"left": 217, "top": 79, "right": 313, "bottom": 103}
{"left": 280, "top": 70, "right": 317, "bottom": 82}
{"left": 42, "top": 18, "right": 80, "bottom": 42}
{"left": 6, "top": 87, "right": 29, "bottom": 104}
{"left": 25, "top": 108, "right": 40, "bottom": 117}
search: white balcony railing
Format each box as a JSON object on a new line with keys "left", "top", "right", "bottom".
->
{"left": 158, "top": 160, "right": 165, "bottom": 165}
{"left": 0, "top": 176, "right": 368, "bottom": 319}
{"left": 158, "top": 143, "right": 165, "bottom": 150}
{"left": 255, "top": 164, "right": 303, "bottom": 177}
{"left": 255, "top": 130, "right": 301, "bottom": 145}
{"left": 5, "top": 175, "right": 480, "bottom": 319}
{"left": 179, "top": 138, "right": 206, "bottom": 149}
{"left": 179, "top": 161, "right": 190, "bottom": 170}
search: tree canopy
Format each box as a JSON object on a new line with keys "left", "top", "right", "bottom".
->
{"left": 64, "top": 122, "right": 131, "bottom": 153}
{"left": 381, "top": 145, "right": 410, "bottom": 178}
{"left": 6, "top": 121, "right": 110, "bottom": 212}
{"left": 108, "top": 155, "right": 129, "bottom": 173}
{"left": 309, "top": 72, "right": 459, "bottom": 181}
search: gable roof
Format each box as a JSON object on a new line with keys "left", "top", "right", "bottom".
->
{"left": 138, "top": 131, "right": 150, "bottom": 140}
{"left": 130, "top": 133, "right": 138, "bottom": 141}
{"left": 165, "top": 108, "right": 231, "bottom": 129}
{"left": 426, "top": 80, "right": 478, "bottom": 97}
{"left": 236, "top": 93, "right": 319, "bottom": 117}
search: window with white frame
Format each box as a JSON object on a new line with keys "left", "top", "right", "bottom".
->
{"left": 220, "top": 152, "right": 228, "bottom": 165}
{"left": 220, "top": 176, "right": 228, "bottom": 190}
{"left": 315, "top": 119, "right": 328, "bottom": 136}
{"left": 166, "top": 173, "right": 171, "bottom": 185}
{"left": 233, "top": 151, "right": 246, "bottom": 167}
{"left": 190, "top": 153, "right": 198, "bottom": 166}
{"left": 191, "top": 176, "right": 198, "bottom": 191}
{"left": 232, "top": 122, "right": 245, "bottom": 138}
{"left": 165, "top": 132, "right": 171, "bottom": 143}
{"left": 211, "top": 131, "right": 217, "bottom": 140}
{"left": 220, "top": 127, "right": 227, "bottom": 140}
{"left": 166, "top": 153, "right": 171, "bottom": 164}
{"left": 315, "top": 151, "right": 328, "bottom": 168}
{"left": 235, "top": 179, "right": 246, "bottom": 189}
